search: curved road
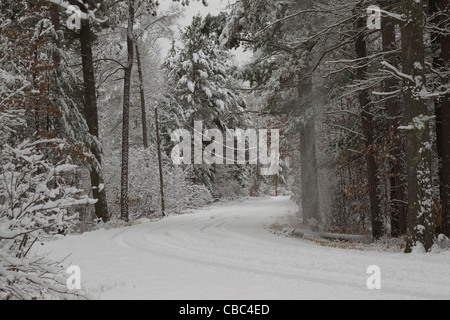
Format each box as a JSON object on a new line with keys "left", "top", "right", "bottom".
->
{"left": 42, "top": 197, "right": 450, "bottom": 299}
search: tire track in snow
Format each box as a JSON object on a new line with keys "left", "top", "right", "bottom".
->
{"left": 110, "top": 198, "right": 450, "bottom": 299}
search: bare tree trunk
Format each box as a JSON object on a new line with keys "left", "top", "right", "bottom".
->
{"left": 431, "top": 0, "right": 450, "bottom": 237}
{"left": 155, "top": 106, "right": 166, "bottom": 217}
{"left": 121, "top": 0, "right": 135, "bottom": 222}
{"left": 135, "top": 43, "right": 149, "bottom": 149}
{"left": 79, "top": 18, "right": 109, "bottom": 222}
{"left": 430, "top": 0, "right": 443, "bottom": 235}
{"left": 400, "top": 0, "right": 435, "bottom": 252}
{"left": 438, "top": 0, "right": 450, "bottom": 237}
{"left": 298, "top": 77, "right": 321, "bottom": 226}
{"left": 380, "top": 1, "right": 407, "bottom": 237}
{"left": 441, "top": 68, "right": 450, "bottom": 237}
{"left": 355, "top": 12, "right": 384, "bottom": 240}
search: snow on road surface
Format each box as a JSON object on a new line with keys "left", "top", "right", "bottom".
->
{"left": 38, "top": 197, "right": 450, "bottom": 300}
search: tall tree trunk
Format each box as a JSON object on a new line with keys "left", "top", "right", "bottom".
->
{"left": 430, "top": 0, "right": 443, "bottom": 235}
{"left": 120, "top": 0, "right": 134, "bottom": 221}
{"left": 79, "top": 18, "right": 109, "bottom": 222}
{"left": 380, "top": 1, "right": 408, "bottom": 237}
{"left": 298, "top": 77, "right": 321, "bottom": 226}
{"left": 135, "top": 43, "right": 149, "bottom": 149}
{"left": 430, "top": 0, "right": 450, "bottom": 237}
{"left": 355, "top": 13, "right": 384, "bottom": 240}
{"left": 438, "top": 0, "right": 450, "bottom": 237}
{"left": 400, "top": 0, "right": 435, "bottom": 252}
{"left": 441, "top": 73, "right": 450, "bottom": 237}
{"left": 120, "top": 0, "right": 135, "bottom": 222}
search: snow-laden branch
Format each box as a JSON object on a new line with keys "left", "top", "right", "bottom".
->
{"left": 399, "top": 115, "right": 434, "bottom": 131}
{"left": 42, "top": 0, "right": 86, "bottom": 19}
{"left": 380, "top": 61, "right": 449, "bottom": 99}
{"left": 372, "top": 89, "right": 401, "bottom": 97}
{"left": 0, "top": 139, "right": 96, "bottom": 299}
{"left": 380, "top": 61, "right": 414, "bottom": 82}
{"left": 379, "top": 9, "right": 405, "bottom": 22}
{"left": 41, "top": 0, "right": 106, "bottom": 23}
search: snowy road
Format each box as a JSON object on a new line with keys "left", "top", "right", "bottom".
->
{"left": 40, "top": 197, "right": 450, "bottom": 300}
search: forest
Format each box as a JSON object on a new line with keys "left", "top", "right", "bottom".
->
{"left": 1, "top": 0, "right": 450, "bottom": 300}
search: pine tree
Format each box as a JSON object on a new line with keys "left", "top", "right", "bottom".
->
{"left": 166, "top": 14, "right": 247, "bottom": 130}
{"left": 165, "top": 14, "right": 249, "bottom": 192}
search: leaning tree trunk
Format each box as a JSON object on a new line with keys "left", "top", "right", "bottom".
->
{"left": 400, "top": 0, "right": 435, "bottom": 252}
{"left": 380, "top": 1, "right": 408, "bottom": 237}
{"left": 298, "top": 77, "right": 321, "bottom": 226}
{"left": 154, "top": 106, "right": 166, "bottom": 217}
{"left": 355, "top": 12, "right": 384, "bottom": 240}
{"left": 79, "top": 18, "right": 109, "bottom": 222}
{"left": 120, "top": 0, "right": 135, "bottom": 222}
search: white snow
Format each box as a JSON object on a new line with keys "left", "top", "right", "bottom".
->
{"left": 36, "top": 197, "right": 450, "bottom": 300}
{"left": 187, "top": 81, "right": 195, "bottom": 93}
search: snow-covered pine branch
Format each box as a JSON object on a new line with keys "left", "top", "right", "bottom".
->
{"left": 0, "top": 140, "right": 96, "bottom": 300}
{"left": 380, "top": 61, "right": 414, "bottom": 82}
{"left": 41, "top": 0, "right": 106, "bottom": 23}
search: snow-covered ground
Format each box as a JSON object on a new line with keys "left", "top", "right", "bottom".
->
{"left": 37, "top": 197, "right": 450, "bottom": 300}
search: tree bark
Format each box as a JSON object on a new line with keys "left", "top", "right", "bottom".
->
{"left": 50, "top": 4, "right": 61, "bottom": 72}
{"left": 430, "top": 0, "right": 443, "bottom": 235}
{"left": 400, "top": 0, "right": 435, "bottom": 252}
{"left": 430, "top": 0, "right": 450, "bottom": 237}
{"left": 79, "top": 18, "right": 109, "bottom": 222}
{"left": 298, "top": 77, "right": 321, "bottom": 226}
{"left": 438, "top": 0, "right": 450, "bottom": 237}
{"left": 355, "top": 13, "right": 384, "bottom": 240}
{"left": 135, "top": 43, "right": 149, "bottom": 149}
{"left": 120, "top": 0, "right": 135, "bottom": 222}
{"left": 155, "top": 106, "right": 166, "bottom": 217}
{"left": 380, "top": 1, "right": 408, "bottom": 237}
